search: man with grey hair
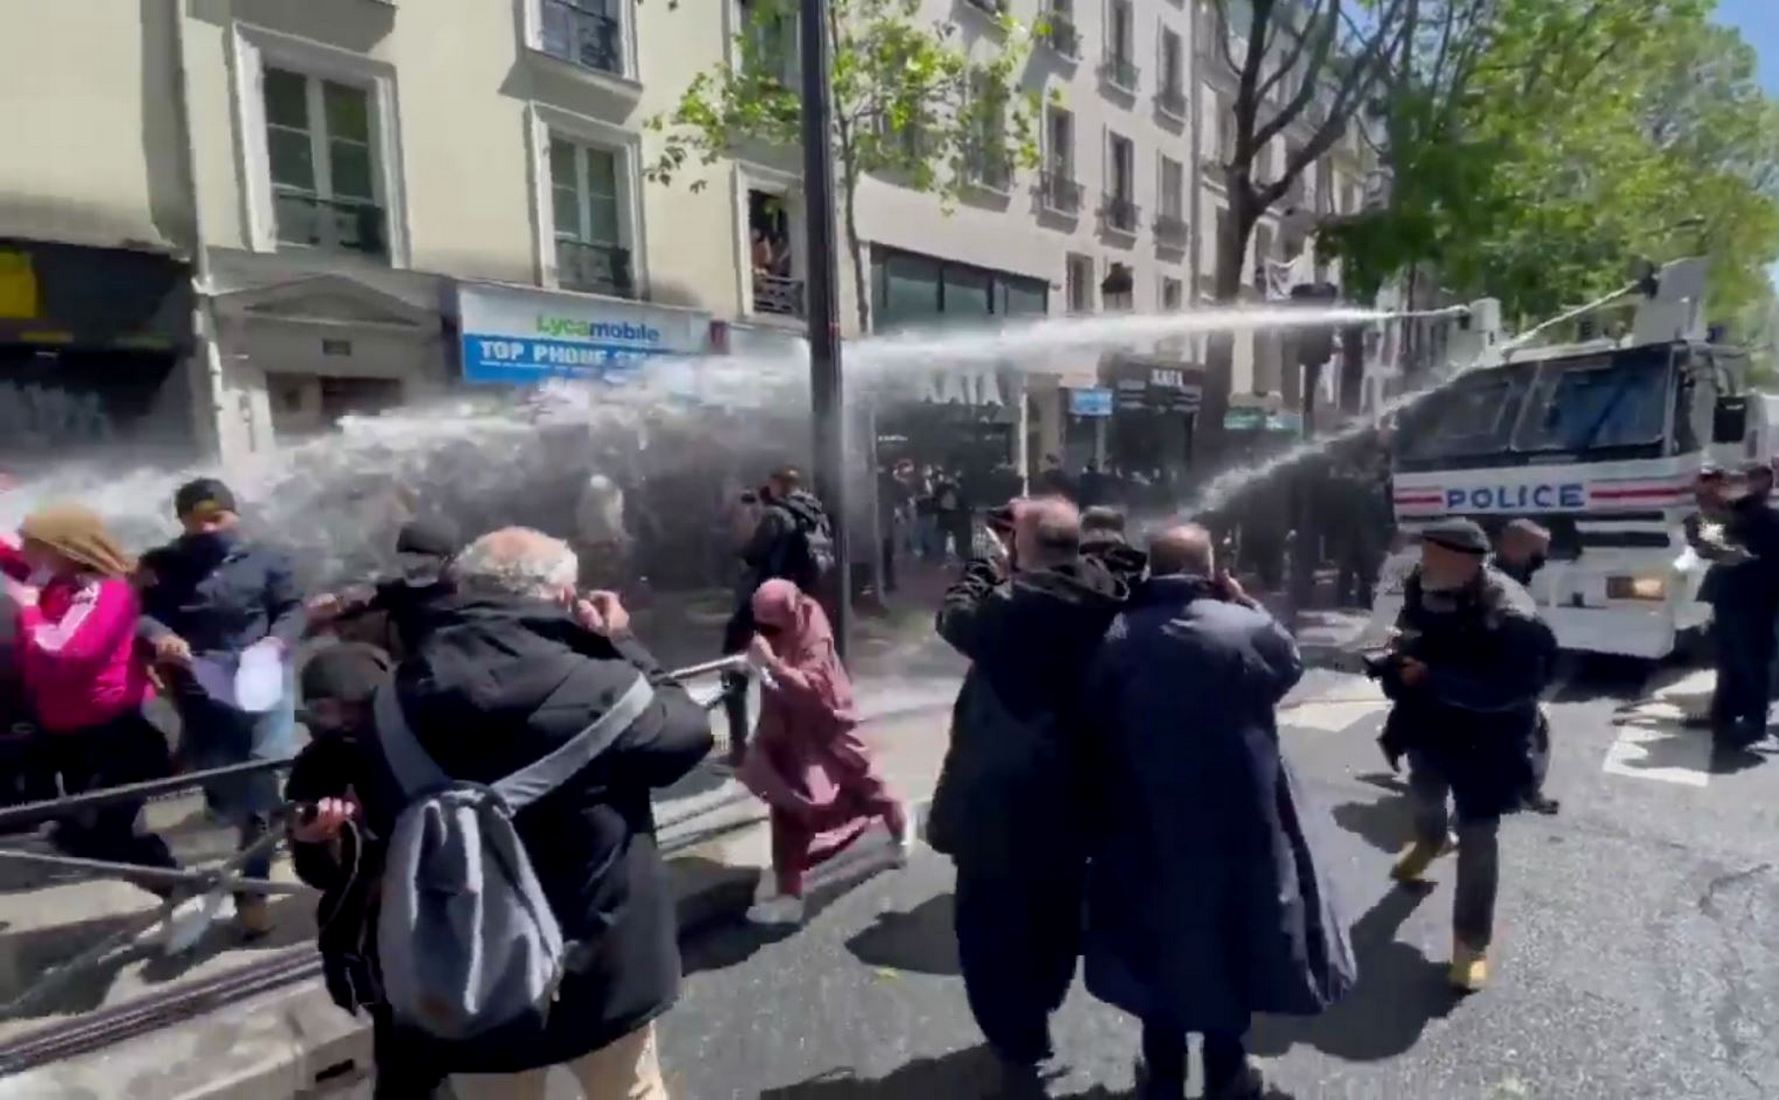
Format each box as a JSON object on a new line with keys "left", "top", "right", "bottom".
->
{"left": 1084, "top": 524, "right": 1352, "bottom": 1100}
{"left": 930, "top": 495, "right": 1132, "bottom": 1095}
{"left": 347, "top": 526, "right": 713, "bottom": 1096}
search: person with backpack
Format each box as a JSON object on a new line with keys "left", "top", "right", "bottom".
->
{"left": 289, "top": 527, "right": 712, "bottom": 1098}
{"left": 719, "top": 466, "right": 834, "bottom": 763}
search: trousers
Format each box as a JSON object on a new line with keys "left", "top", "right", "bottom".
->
{"left": 1710, "top": 605, "right": 1775, "bottom": 740}
{"left": 446, "top": 1022, "right": 666, "bottom": 1100}
{"left": 47, "top": 711, "right": 179, "bottom": 876}
{"left": 1407, "top": 750, "right": 1500, "bottom": 947}
{"left": 952, "top": 863, "right": 1082, "bottom": 1065}
{"left": 1139, "top": 1023, "right": 1247, "bottom": 1097}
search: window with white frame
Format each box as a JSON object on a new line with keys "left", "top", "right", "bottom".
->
{"left": 1104, "top": 132, "right": 1137, "bottom": 233}
{"left": 262, "top": 67, "right": 385, "bottom": 258}
{"left": 1160, "top": 155, "right": 1185, "bottom": 221}
{"left": 1043, "top": 105, "right": 1080, "bottom": 213}
{"left": 738, "top": 0, "right": 798, "bottom": 85}
{"left": 550, "top": 136, "right": 633, "bottom": 297}
{"left": 1104, "top": 0, "right": 1137, "bottom": 90}
{"left": 1066, "top": 253, "right": 1095, "bottom": 312}
{"left": 1158, "top": 27, "right": 1185, "bottom": 114}
{"left": 1161, "top": 277, "right": 1183, "bottom": 311}
{"left": 539, "top": 0, "right": 628, "bottom": 79}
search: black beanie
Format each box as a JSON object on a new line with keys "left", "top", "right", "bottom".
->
{"left": 174, "top": 477, "right": 238, "bottom": 519}
{"left": 300, "top": 644, "right": 392, "bottom": 705}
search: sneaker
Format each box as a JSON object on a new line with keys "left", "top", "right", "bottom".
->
{"left": 745, "top": 894, "right": 805, "bottom": 927}
{"left": 1390, "top": 831, "right": 1457, "bottom": 884}
{"left": 234, "top": 894, "right": 275, "bottom": 939}
{"left": 1448, "top": 939, "right": 1489, "bottom": 993}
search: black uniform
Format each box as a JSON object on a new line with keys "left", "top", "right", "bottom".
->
{"left": 1689, "top": 495, "right": 1779, "bottom": 745}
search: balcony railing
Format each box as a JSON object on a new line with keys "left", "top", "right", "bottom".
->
{"left": 1043, "top": 13, "right": 1080, "bottom": 57}
{"left": 752, "top": 272, "right": 806, "bottom": 317}
{"left": 963, "top": 0, "right": 1007, "bottom": 12}
{"left": 1101, "top": 51, "right": 1139, "bottom": 93}
{"left": 273, "top": 191, "right": 387, "bottom": 258}
{"left": 1154, "top": 213, "right": 1189, "bottom": 248}
{"left": 1040, "top": 170, "right": 1082, "bottom": 214}
{"left": 557, "top": 238, "right": 634, "bottom": 298}
{"left": 1101, "top": 193, "right": 1140, "bottom": 234}
{"left": 1156, "top": 84, "right": 1187, "bottom": 120}
{"left": 540, "top": 0, "right": 624, "bottom": 77}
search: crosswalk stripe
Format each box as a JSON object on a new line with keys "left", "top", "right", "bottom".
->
{"left": 1600, "top": 668, "right": 1717, "bottom": 787}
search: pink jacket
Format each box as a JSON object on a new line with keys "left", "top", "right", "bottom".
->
{"left": 1, "top": 535, "right": 152, "bottom": 732}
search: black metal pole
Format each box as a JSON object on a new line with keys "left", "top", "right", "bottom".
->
{"left": 800, "top": 0, "right": 851, "bottom": 661}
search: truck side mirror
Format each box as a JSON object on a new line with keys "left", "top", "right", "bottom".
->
{"left": 1713, "top": 396, "right": 1748, "bottom": 443}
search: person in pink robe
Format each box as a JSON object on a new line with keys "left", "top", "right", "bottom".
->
{"left": 740, "top": 578, "right": 911, "bottom": 924}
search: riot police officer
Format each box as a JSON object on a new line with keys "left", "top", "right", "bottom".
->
{"left": 1374, "top": 518, "right": 1557, "bottom": 993}
{"left": 1687, "top": 466, "right": 1779, "bottom": 747}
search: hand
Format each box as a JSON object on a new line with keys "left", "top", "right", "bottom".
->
{"left": 746, "top": 633, "right": 776, "bottom": 668}
{"left": 1, "top": 574, "right": 37, "bottom": 609}
{"left": 153, "top": 633, "right": 193, "bottom": 667}
{"left": 1216, "top": 570, "right": 1252, "bottom": 606}
{"left": 586, "top": 590, "right": 629, "bottom": 636}
{"left": 1397, "top": 657, "right": 1429, "bottom": 687}
{"left": 290, "top": 796, "right": 357, "bottom": 845}
{"left": 306, "top": 593, "right": 343, "bottom": 623}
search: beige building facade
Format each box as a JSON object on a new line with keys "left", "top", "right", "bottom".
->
{"left": 0, "top": 0, "right": 1369, "bottom": 476}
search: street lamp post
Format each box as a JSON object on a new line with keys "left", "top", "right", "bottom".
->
{"left": 799, "top": 0, "right": 851, "bottom": 660}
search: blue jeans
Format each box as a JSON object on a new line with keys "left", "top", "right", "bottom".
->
{"left": 177, "top": 676, "right": 296, "bottom": 883}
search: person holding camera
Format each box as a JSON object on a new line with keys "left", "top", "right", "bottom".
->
{"left": 1374, "top": 518, "right": 1557, "bottom": 994}
{"left": 928, "top": 496, "right": 1130, "bottom": 1095}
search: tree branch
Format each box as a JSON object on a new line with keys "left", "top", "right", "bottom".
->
{"left": 1256, "top": 0, "right": 1327, "bottom": 103}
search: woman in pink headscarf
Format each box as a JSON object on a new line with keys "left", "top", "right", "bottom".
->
{"left": 741, "top": 578, "right": 911, "bottom": 925}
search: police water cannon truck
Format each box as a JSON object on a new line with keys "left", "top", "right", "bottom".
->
{"left": 1372, "top": 258, "right": 1778, "bottom": 660}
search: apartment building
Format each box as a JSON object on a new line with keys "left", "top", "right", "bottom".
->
{"left": 0, "top": 0, "right": 1368, "bottom": 475}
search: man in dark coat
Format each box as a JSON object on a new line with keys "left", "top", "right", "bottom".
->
{"left": 1085, "top": 525, "right": 1354, "bottom": 1100}
{"left": 1489, "top": 518, "right": 1558, "bottom": 813}
{"left": 138, "top": 477, "right": 306, "bottom": 936}
{"left": 306, "top": 517, "right": 461, "bottom": 657}
{"left": 1378, "top": 518, "right": 1557, "bottom": 993}
{"left": 930, "top": 497, "right": 1128, "bottom": 1094}
{"left": 1686, "top": 467, "right": 1779, "bottom": 746}
{"left": 290, "top": 528, "right": 712, "bottom": 1097}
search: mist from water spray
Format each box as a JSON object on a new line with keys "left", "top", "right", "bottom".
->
{"left": 0, "top": 302, "right": 1407, "bottom": 582}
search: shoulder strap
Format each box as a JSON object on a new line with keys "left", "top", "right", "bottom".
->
{"left": 492, "top": 674, "right": 655, "bottom": 810}
{"left": 374, "top": 682, "right": 448, "bottom": 798}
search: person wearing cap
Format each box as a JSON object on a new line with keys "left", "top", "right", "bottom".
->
{"left": 0, "top": 504, "right": 179, "bottom": 882}
{"left": 1376, "top": 517, "right": 1557, "bottom": 993}
{"left": 138, "top": 477, "right": 306, "bottom": 936}
{"left": 306, "top": 517, "right": 460, "bottom": 657}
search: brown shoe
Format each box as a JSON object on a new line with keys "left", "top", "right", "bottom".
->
{"left": 234, "top": 895, "right": 274, "bottom": 939}
{"left": 1448, "top": 938, "right": 1489, "bottom": 993}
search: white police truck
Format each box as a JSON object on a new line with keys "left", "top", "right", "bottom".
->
{"left": 1372, "top": 259, "right": 1777, "bottom": 660}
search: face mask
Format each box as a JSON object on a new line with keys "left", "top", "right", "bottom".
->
{"left": 1524, "top": 553, "right": 1548, "bottom": 575}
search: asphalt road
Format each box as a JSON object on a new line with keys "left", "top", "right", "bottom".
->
{"left": 658, "top": 660, "right": 1779, "bottom": 1100}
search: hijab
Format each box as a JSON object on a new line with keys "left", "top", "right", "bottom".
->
{"left": 19, "top": 503, "right": 135, "bottom": 578}
{"left": 750, "top": 578, "right": 854, "bottom": 722}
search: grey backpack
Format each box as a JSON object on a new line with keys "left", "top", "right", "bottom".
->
{"left": 371, "top": 674, "right": 654, "bottom": 1040}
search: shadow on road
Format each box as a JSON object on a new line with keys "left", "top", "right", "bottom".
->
{"left": 1329, "top": 791, "right": 1412, "bottom": 856}
{"left": 760, "top": 1044, "right": 1006, "bottom": 1099}
{"left": 845, "top": 893, "right": 959, "bottom": 976}
{"left": 1250, "top": 885, "right": 1454, "bottom": 1064}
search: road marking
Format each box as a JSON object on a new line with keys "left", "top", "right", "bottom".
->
{"left": 1601, "top": 668, "right": 1716, "bottom": 787}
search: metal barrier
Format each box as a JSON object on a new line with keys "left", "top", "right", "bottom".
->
{"left": 0, "top": 654, "right": 751, "bottom": 1023}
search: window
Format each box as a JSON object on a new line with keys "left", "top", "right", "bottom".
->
{"left": 550, "top": 136, "right": 632, "bottom": 297}
{"left": 1066, "top": 254, "right": 1095, "bottom": 312}
{"left": 263, "top": 68, "right": 385, "bottom": 257}
{"left": 540, "top": 0, "right": 626, "bottom": 78}
{"left": 1161, "top": 277, "right": 1183, "bottom": 311}
{"left": 738, "top": 0, "right": 797, "bottom": 86}
{"left": 1043, "top": 107, "right": 1080, "bottom": 214}
{"left": 1103, "top": 0, "right": 1138, "bottom": 91}
{"left": 1158, "top": 28, "right": 1185, "bottom": 117}
{"left": 1043, "top": 0, "right": 1080, "bottom": 57}
{"left": 1216, "top": 93, "right": 1236, "bottom": 165}
{"left": 870, "top": 248, "right": 1049, "bottom": 330}
{"left": 964, "top": 71, "right": 1012, "bottom": 192}
{"left": 1155, "top": 155, "right": 1186, "bottom": 247}
{"left": 1104, "top": 132, "right": 1137, "bottom": 233}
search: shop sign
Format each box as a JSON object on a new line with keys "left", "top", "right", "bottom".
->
{"left": 457, "top": 283, "right": 709, "bottom": 385}
{"left": 1068, "top": 388, "right": 1113, "bottom": 417}
{"left": 920, "top": 368, "right": 1006, "bottom": 408}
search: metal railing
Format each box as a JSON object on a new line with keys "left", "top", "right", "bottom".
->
{"left": 1101, "top": 51, "right": 1139, "bottom": 93}
{"left": 752, "top": 272, "right": 806, "bottom": 317}
{"left": 540, "top": 0, "right": 624, "bottom": 76}
{"left": 557, "top": 238, "right": 634, "bottom": 297}
{"left": 1101, "top": 192, "right": 1140, "bottom": 234}
{"left": 1043, "top": 12, "right": 1080, "bottom": 57}
{"left": 1040, "top": 170, "right": 1083, "bottom": 214}
{"left": 272, "top": 192, "right": 386, "bottom": 257}
{"left": 1154, "top": 212, "right": 1189, "bottom": 248}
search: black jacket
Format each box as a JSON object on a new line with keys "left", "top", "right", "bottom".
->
{"left": 1379, "top": 566, "right": 1556, "bottom": 818}
{"left": 295, "top": 596, "right": 713, "bottom": 1077}
{"left": 928, "top": 556, "right": 1128, "bottom": 869}
{"left": 741, "top": 489, "right": 829, "bottom": 591}
{"left": 139, "top": 530, "right": 305, "bottom": 657}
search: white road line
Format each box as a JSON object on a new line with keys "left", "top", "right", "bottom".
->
{"left": 1599, "top": 668, "right": 1716, "bottom": 787}
{"left": 1283, "top": 700, "right": 1388, "bottom": 733}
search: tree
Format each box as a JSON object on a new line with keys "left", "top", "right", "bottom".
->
{"left": 1196, "top": 0, "right": 1418, "bottom": 462}
{"left": 1325, "top": 0, "right": 1779, "bottom": 336}
{"left": 646, "top": 0, "right": 1041, "bottom": 334}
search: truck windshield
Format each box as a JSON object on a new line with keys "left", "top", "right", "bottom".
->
{"left": 1510, "top": 347, "right": 1672, "bottom": 454}
{"left": 1396, "top": 362, "right": 1538, "bottom": 464}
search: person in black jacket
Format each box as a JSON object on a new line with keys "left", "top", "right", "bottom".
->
{"left": 1375, "top": 519, "right": 1556, "bottom": 994}
{"left": 930, "top": 497, "right": 1129, "bottom": 1095}
{"left": 138, "top": 478, "right": 305, "bottom": 936}
{"left": 306, "top": 517, "right": 460, "bottom": 657}
{"left": 288, "top": 527, "right": 712, "bottom": 1098}
{"left": 720, "top": 466, "right": 833, "bottom": 762}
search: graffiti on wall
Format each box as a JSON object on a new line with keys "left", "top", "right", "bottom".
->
{"left": 0, "top": 380, "right": 116, "bottom": 451}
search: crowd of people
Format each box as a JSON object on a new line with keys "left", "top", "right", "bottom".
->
{"left": 0, "top": 447, "right": 1578, "bottom": 1099}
